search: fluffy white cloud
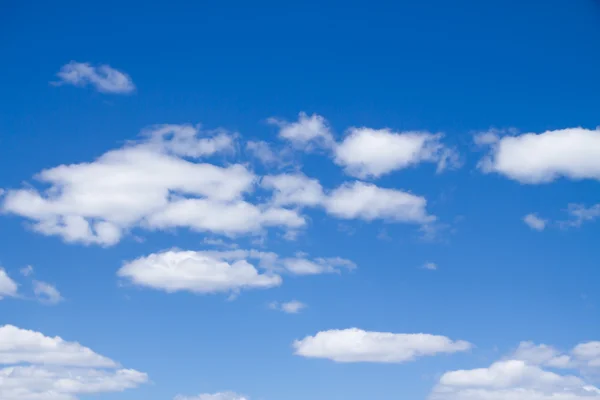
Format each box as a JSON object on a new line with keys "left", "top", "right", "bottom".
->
{"left": 324, "top": 182, "right": 435, "bottom": 224}
{"left": 269, "top": 300, "right": 307, "bottom": 314}
{"left": 334, "top": 128, "right": 458, "bottom": 178}
{"left": 175, "top": 393, "right": 248, "bottom": 400}
{"left": 118, "top": 250, "right": 282, "bottom": 295}
{"left": 0, "top": 325, "right": 115, "bottom": 367}
{"left": 54, "top": 61, "right": 135, "bottom": 94}
{"left": 429, "top": 341, "right": 600, "bottom": 400}
{"left": 262, "top": 173, "right": 324, "bottom": 207}
{"left": 0, "top": 268, "right": 18, "bottom": 299}
{"left": 33, "top": 281, "right": 64, "bottom": 305}
{"left": 524, "top": 213, "right": 547, "bottom": 231}
{"left": 477, "top": 128, "right": 600, "bottom": 184}
{"left": 269, "top": 112, "right": 334, "bottom": 149}
{"left": 430, "top": 360, "right": 600, "bottom": 400}
{"left": 118, "top": 249, "right": 355, "bottom": 296}
{"left": 246, "top": 140, "right": 283, "bottom": 166}
{"left": 0, "top": 325, "right": 147, "bottom": 400}
{"left": 0, "top": 366, "right": 148, "bottom": 400}
{"left": 2, "top": 125, "right": 303, "bottom": 246}
{"left": 293, "top": 328, "right": 471, "bottom": 363}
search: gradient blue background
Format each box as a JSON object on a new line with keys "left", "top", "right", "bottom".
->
{"left": 1, "top": 1, "right": 600, "bottom": 398}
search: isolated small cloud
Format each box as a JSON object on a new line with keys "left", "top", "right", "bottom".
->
{"left": 269, "top": 300, "right": 306, "bottom": 314}
{"left": 33, "top": 280, "right": 64, "bottom": 305}
{"left": 19, "top": 265, "right": 34, "bottom": 277}
{"left": 55, "top": 61, "right": 135, "bottom": 94}
{"left": 294, "top": 328, "right": 471, "bottom": 363}
{"left": 422, "top": 262, "right": 438, "bottom": 271}
{"left": 523, "top": 213, "right": 547, "bottom": 231}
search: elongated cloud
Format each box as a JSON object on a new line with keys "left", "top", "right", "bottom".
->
{"left": 477, "top": 127, "right": 600, "bottom": 183}
{"left": 55, "top": 61, "right": 135, "bottom": 94}
{"left": 294, "top": 328, "right": 471, "bottom": 363}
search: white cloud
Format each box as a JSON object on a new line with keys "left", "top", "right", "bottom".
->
{"left": 54, "top": 61, "right": 135, "bottom": 94}
{"left": 202, "top": 237, "right": 239, "bottom": 249}
{"left": 19, "top": 265, "right": 34, "bottom": 277}
{"left": 0, "top": 325, "right": 146, "bottom": 399}
{"left": 0, "top": 325, "right": 116, "bottom": 367}
{"left": 2, "top": 124, "right": 303, "bottom": 246}
{"left": 33, "top": 281, "right": 64, "bottom": 305}
{"left": 262, "top": 173, "right": 324, "bottom": 207}
{"left": 334, "top": 128, "right": 458, "bottom": 178}
{"left": 430, "top": 360, "right": 600, "bottom": 400}
{"left": 293, "top": 328, "right": 472, "bottom": 363}
{"left": 246, "top": 140, "right": 284, "bottom": 166}
{"left": 429, "top": 341, "right": 600, "bottom": 400}
{"left": 269, "top": 112, "right": 334, "bottom": 149}
{"left": 118, "top": 250, "right": 282, "bottom": 295}
{"left": 118, "top": 249, "right": 355, "bottom": 296}
{"left": 422, "top": 262, "right": 438, "bottom": 271}
{"left": 0, "top": 268, "right": 18, "bottom": 299}
{"left": 0, "top": 366, "right": 148, "bottom": 400}
{"left": 562, "top": 203, "right": 600, "bottom": 228}
{"left": 175, "top": 393, "right": 248, "bottom": 400}
{"left": 477, "top": 127, "right": 600, "bottom": 184}
{"left": 524, "top": 213, "right": 547, "bottom": 231}
{"left": 269, "top": 300, "right": 307, "bottom": 314}
{"left": 323, "top": 182, "right": 435, "bottom": 224}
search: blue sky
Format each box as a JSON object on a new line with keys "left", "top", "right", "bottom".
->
{"left": 2, "top": 1, "right": 600, "bottom": 399}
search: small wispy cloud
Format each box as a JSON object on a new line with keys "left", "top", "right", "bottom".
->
{"left": 269, "top": 300, "right": 307, "bottom": 314}
{"left": 33, "top": 281, "right": 64, "bottom": 305}
{"left": 53, "top": 61, "right": 135, "bottom": 94}
{"left": 523, "top": 213, "right": 547, "bottom": 231}
{"left": 20, "top": 265, "right": 34, "bottom": 277}
{"left": 421, "top": 262, "right": 438, "bottom": 271}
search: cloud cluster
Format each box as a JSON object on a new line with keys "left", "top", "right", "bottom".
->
{"left": 118, "top": 249, "right": 355, "bottom": 296}
{"left": 293, "top": 328, "right": 472, "bottom": 363}
{"left": 429, "top": 341, "right": 600, "bottom": 400}
{"left": 55, "top": 61, "right": 136, "bottom": 94}
{"left": 269, "top": 300, "right": 307, "bottom": 314}
{"left": 271, "top": 113, "right": 458, "bottom": 178}
{"left": 0, "top": 325, "right": 147, "bottom": 399}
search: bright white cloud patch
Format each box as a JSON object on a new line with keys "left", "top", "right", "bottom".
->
{"left": 118, "top": 250, "right": 282, "bottom": 295}
{"left": 33, "top": 280, "right": 64, "bottom": 305}
{"left": 422, "top": 262, "right": 438, "bottom": 271}
{"left": 324, "top": 182, "right": 435, "bottom": 224}
{"left": 262, "top": 173, "right": 325, "bottom": 207}
{"left": 55, "top": 61, "right": 135, "bottom": 94}
{"left": 175, "top": 392, "right": 248, "bottom": 400}
{"left": 118, "top": 249, "right": 355, "bottom": 296}
{"left": 269, "top": 300, "right": 307, "bottom": 314}
{"left": 0, "top": 325, "right": 147, "bottom": 400}
{"left": 334, "top": 128, "right": 458, "bottom": 178}
{"left": 477, "top": 127, "right": 600, "bottom": 183}
{"left": 269, "top": 112, "right": 334, "bottom": 149}
{"left": 293, "top": 328, "right": 471, "bottom": 363}
{"left": 0, "top": 268, "right": 18, "bottom": 299}
{"left": 524, "top": 213, "right": 547, "bottom": 231}
{"left": 2, "top": 124, "right": 304, "bottom": 246}
{"left": 429, "top": 340, "right": 600, "bottom": 400}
